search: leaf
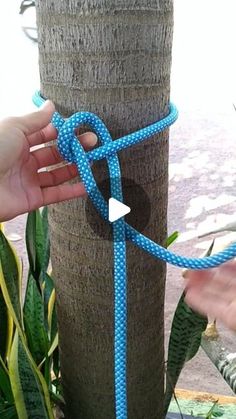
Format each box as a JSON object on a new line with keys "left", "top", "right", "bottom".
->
{"left": 41, "top": 207, "right": 50, "bottom": 274}
{"left": 38, "top": 333, "right": 59, "bottom": 370}
{"left": 49, "top": 388, "right": 64, "bottom": 406}
{"left": 26, "top": 210, "right": 47, "bottom": 284}
{"left": 0, "top": 231, "right": 22, "bottom": 329}
{"left": 164, "top": 294, "right": 208, "bottom": 414}
{"left": 0, "top": 405, "right": 18, "bottom": 419}
{"left": 0, "top": 230, "right": 53, "bottom": 418}
{"left": 43, "top": 356, "right": 51, "bottom": 389}
{"left": 210, "top": 401, "right": 224, "bottom": 418}
{"left": 52, "top": 346, "right": 60, "bottom": 381}
{"left": 48, "top": 289, "right": 58, "bottom": 343}
{"left": 166, "top": 231, "right": 179, "bottom": 248}
{"left": 5, "top": 313, "right": 14, "bottom": 362}
{"left": 198, "top": 400, "right": 225, "bottom": 418}
{"left": 9, "top": 331, "right": 51, "bottom": 419}
{"left": 23, "top": 275, "right": 49, "bottom": 365}
{"left": 0, "top": 362, "right": 14, "bottom": 404}
{"left": 0, "top": 270, "right": 14, "bottom": 362}
{"left": 42, "top": 273, "right": 55, "bottom": 331}
{"left": 0, "top": 286, "right": 9, "bottom": 360}
{"left": 48, "top": 334, "right": 58, "bottom": 359}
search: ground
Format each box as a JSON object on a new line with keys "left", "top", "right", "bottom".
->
{"left": 1, "top": 0, "right": 236, "bottom": 400}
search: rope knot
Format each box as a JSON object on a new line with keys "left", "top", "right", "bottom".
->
{"left": 56, "top": 111, "right": 103, "bottom": 163}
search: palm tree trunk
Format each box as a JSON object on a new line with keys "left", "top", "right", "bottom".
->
{"left": 36, "top": 1, "right": 174, "bottom": 418}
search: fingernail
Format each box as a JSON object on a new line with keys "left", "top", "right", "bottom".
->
{"left": 182, "top": 269, "right": 189, "bottom": 279}
{"left": 90, "top": 133, "right": 98, "bottom": 146}
{"left": 40, "top": 99, "right": 50, "bottom": 109}
{"left": 40, "top": 100, "right": 55, "bottom": 112}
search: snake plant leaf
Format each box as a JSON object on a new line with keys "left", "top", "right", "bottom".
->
{"left": 164, "top": 293, "right": 207, "bottom": 414}
{"left": 42, "top": 272, "right": 55, "bottom": 331}
{"left": 48, "top": 289, "right": 58, "bottom": 343}
{"left": 164, "top": 239, "right": 215, "bottom": 414}
{"left": 0, "top": 286, "right": 9, "bottom": 360}
{"left": 52, "top": 345, "right": 60, "bottom": 381}
{"left": 0, "top": 272, "right": 14, "bottom": 362}
{"left": 38, "top": 333, "right": 59, "bottom": 372}
{"left": 41, "top": 206, "right": 50, "bottom": 274}
{"left": 0, "top": 405, "right": 17, "bottom": 419}
{"left": 23, "top": 274, "right": 49, "bottom": 365}
{"left": 0, "top": 362, "right": 14, "bottom": 404}
{"left": 9, "top": 331, "right": 51, "bottom": 419}
{"left": 26, "top": 210, "right": 48, "bottom": 285}
{"left": 0, "top": 231, "right": 22, "bottom": 329}
{"left": 48, "top": 333, "right": 58, "bottom": 359}
{"left": 166, "top": 231, "right": 179, "bottom": 248}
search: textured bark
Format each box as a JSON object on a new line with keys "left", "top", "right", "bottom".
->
{"left": 36, "top": 1, "right": 173, "bottom": 418}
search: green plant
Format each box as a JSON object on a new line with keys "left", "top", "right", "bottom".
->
{"left": 164, "top": 242, "right": 215, "bottom": 415}
{"left": 197, "top": 400, "right": 224, "bottom": 418}
{"left": 0, "top": 210, "right": 221, "bottom": 418}
{"left": 164, "top": 294, "right": 208, "bottom": 415}
{"left": 0, "top": 209, "right": 62, "bottom": 418}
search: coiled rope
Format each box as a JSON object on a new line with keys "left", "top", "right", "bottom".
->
{"left": 33, "top": 91, "right": 236, "bottom": 418}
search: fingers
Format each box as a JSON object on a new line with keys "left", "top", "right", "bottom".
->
{"left": 32, "top": 132, "right": 97, "bottom": 169}
{"left": 185, "top": 261, "right": 236, "bottom": 303}
{"left": 42, "top": 182, "right": 87, "bottom": 207}
{"left": 75, "top": 131, "right": 97, "bottom": 150}
{"left": 185, "top": 283, "right": 236, "bottom": 330}
{"left": 15, "top": 100, "right": 56, "bottom": 136}
{"left": 38, "top": 164, "right": 78, "bottom": 187}
{"left": 37, "top": 130, "right": 98, "bottom": 187}
{"left": 33, "top": 144, "right": 63, "bottom": 169}
{"left": 28, "top": 123, "right": 58, "bottom": 147}
{"left": 220, "top": 300, "right": 236, "bottom": 330}
{"left": 184, "top": 261, "right": 236, "bottom": 330}
{"left": 184, "top": 277, "right": 218, "bottom": 317}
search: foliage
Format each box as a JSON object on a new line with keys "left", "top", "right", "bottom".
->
{"left": 0, "top": 210, "right": 227, "bottom": 418}
{"left": 164, "top": 294, "right": 208, "bottom": 415}
{"left": 164, "top": 241, "right": 215, "bottom": 415}
{"left": 193, "top": 400, "right": 224, "bottom": 418}
{"left": 203, "top": 401, "right": 224, "bottom": 418}
{"left": 165, "top": 231, "right": 179, "bottom": 248}
{"left": 0, "top": 209, "right": 62, "bottom": 418}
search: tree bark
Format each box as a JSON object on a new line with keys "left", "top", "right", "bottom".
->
{"left": 36, "top": 1, "right": 173, "bottom": 418}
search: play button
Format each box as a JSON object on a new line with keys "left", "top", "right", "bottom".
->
{"left": 108, "top": 198, "right": 131, "bottom": 222}
{"left": 85, "top": 176, "right": 151, "bottom": 241}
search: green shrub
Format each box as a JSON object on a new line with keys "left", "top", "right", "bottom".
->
{"left": 0, "top": 209, "right": 62, "bottom": 419}
{"left": 0, "top": 209, "right": 211, "bottom": 418}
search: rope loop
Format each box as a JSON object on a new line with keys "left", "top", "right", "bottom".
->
{"left": 57, "top": 111, "right": 114, "bottom": 163}
{"left": 33, "top": 90, "right": 236, "bottom": 271}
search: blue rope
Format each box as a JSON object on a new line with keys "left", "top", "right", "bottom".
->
{"left": 33, "top": 91, "right": 236, "bottom": 418}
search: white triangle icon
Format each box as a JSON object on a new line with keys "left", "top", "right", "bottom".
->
{"left": 108, "top": 198, "right": 131, "bottom": 222}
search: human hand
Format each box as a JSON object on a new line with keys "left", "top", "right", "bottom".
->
{"left": 184, "top": 260, "right": 236, "bottom": 330}
{"left": 0, "top": 101, "right": 97, "bottom": 221}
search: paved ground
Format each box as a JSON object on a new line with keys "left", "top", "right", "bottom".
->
{"left": 1, "top": 0, "right": 236, "bottom": 398}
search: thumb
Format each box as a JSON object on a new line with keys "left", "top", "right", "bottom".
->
{"left": 17, "top": 100, "right": 55, "bottom": 135}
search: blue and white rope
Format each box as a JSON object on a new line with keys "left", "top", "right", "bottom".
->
{"left": 33, "top": 91, "right": 236, "bottom": 419}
